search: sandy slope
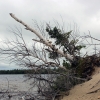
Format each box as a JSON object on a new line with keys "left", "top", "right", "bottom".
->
{"left": 61, "top": 67, "right": 100, "bottom": 100}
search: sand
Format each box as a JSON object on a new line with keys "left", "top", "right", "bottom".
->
{"left": 61, "top": 67, "right": 100, "bottom": 100}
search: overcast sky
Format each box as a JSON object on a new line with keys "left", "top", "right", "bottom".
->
{"left": 0, "top": 0, "right": 100, "bottom": 70}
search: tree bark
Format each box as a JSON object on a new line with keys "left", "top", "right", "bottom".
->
{"left": 9, "top": 13, "right": 73, "bottom": 61}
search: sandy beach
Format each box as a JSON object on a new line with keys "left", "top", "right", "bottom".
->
{"left": 61, "top": 67, "right": 100, "bottom": 100}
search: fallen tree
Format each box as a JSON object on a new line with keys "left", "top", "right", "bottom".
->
{"left": 0, "top": 13, "right": 100, "bottom": 100}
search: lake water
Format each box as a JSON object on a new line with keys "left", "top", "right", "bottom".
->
{"left": 0, "top": 74, "right": 56, "bottom": 100}
{"left": 0, "top": 74, "right": 38, "bottom": 100}
{"left": 0, "top": 74, "right": 39, "bottom": 91}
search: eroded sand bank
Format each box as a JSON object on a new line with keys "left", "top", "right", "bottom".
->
{"left": 61, "top": 67, "right": 100, "bottom": 100}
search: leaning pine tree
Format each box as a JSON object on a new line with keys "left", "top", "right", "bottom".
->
{"left": 0, "top": 13, "right": 88, "bottom": 100}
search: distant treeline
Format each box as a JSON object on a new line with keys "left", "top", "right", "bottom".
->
{"left": 0, "top": 69, "right": 27, "bottom": 74}
{"left": 0, "top": 68, "right": 64, "bottom": 74}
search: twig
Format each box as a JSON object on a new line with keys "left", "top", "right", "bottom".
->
{"left": 9, "top": 13, "right": 74, "bottom": 61}
{"left": 87, "top": 88, "right": 100, "bottom": 94}
{"left": 90, "top": 80, "right": 100, "bottom": 89}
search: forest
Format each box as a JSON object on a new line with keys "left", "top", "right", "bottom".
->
{"left": 0, "top": 69, "right": 26, "bottom": 74}
{"left": 0, "top": 68, "right": 65, "bottom": 74}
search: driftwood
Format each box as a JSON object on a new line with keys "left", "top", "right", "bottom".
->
{"left": 90, "top": 80, "right": 100, "bottom": 89}
{"left": 87, "top": 88, "right": 100, "bottom": 94}
{"left": 87, "top": 80, "right": 100, "bottom": 94}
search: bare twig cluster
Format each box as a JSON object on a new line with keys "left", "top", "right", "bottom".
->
{"left": 0, "top": 13, "right": 100, "bottom": 100}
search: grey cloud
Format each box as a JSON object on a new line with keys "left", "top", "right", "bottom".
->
{"left": 0, "top": 63, "right": 21, "bottom": 70}
{"left": 0, "top": 0, "right": 100, "bottom": 69}
{"left": 77, "top": 0, "right": 100, "bottom": 16}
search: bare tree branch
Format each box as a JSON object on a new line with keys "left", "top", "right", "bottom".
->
{"left": 9, "top": 13, "right": 73, "bottom": 61}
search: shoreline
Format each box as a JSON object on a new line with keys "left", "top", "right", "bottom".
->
{"left": 61, "top": 67, "right": 100, "bottom": 100}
